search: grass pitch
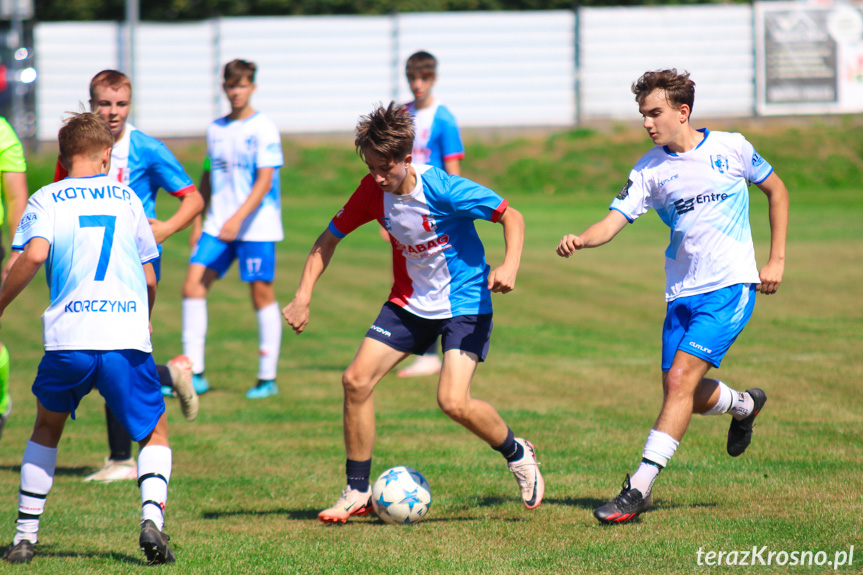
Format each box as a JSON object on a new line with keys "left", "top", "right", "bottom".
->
{"left": 0, "top": 117, "right": 860, "bottom": 573}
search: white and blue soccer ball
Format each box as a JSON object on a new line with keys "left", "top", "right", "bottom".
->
{"left": 371, "top": 466, "right": 432, "bottom": 525}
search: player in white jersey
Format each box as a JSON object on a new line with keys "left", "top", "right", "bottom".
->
{"left": 557, "top": 69, "right": 789, "bottom": 524}
{"left": 396, "top": 51, "right": 466, "bottom": 378}
{"left": 0, "top": 113, "right": 177, "bottom": 565}
{"left": 182, "top": 59, "right": 284, "bottom": 399}
{"left": 61, "top": 70, "right": 203, "bottom": 484}
{"left": 284, "top": 102, "right": 543, "bottom": 524}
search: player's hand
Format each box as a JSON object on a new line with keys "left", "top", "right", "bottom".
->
{"left": 488, "top": 264, "right": 517, "bottom": 294}
{"left": 282, "top": 299, "right": 310, "bottom": 334}
{"left": 148, "top": 218, "right": 171, "bottom": 245}
{"left": 556, "top": 234, "right": 584, "bottom": 258}
{"left": 757, "top": 259, "right": 784, "bottom": 295}
{"left": 218, "top": 217, "right": 242, "bottom": 243}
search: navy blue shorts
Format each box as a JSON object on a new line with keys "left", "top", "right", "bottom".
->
{"left": 365, "top": 302, "right": 493, "bottom": 361}
{"left": 33, "top": 350, "right": 164, "bottom": 441}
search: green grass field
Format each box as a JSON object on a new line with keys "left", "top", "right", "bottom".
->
{"left": 1, "top": 117, "right": 861, "bottom": 573}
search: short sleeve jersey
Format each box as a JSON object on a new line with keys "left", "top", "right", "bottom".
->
{"left": 329, "top": 164, "right": 508, "bottom": 319}
{"left": 406, "top": 102, "right": 465, "bottom": 170}
{"left": 12, "top": 175, "right": 159, "bottom": 352}
{"left": 610, "top": 129, "right": 773, "bottom": 302}
{"left": 53, "top": 123, "right": 195, "bottom": 221}
{"left": 204, "top": 112, "right": 284, "bottom": 242}
{"left": 0, "top": 117, "right": 27, "bottom": 223}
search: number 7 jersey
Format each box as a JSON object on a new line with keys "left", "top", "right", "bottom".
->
{"left": 12, "top": 175, "right": 159, "bottom": 352}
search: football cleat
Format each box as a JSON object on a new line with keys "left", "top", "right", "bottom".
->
{"left": 594, "top": 474, "right": 652, "bottom": 524}
{"left": 167, "top": 355, "right": 198, "bottom": 421}
{"left": 318, "top": 487, "right": 374, "bottom": 524}
{"left": 727, "top": 388, "right": 767, "bottom": 457}
{"left": 507, "top": 438, "right": 544, "bottom": 509}
{"left": 396, "top": 353, "right": 442, "bottom": 378}
{"left": 2, "top": 540, "right": 34, "bottom": 564}
{"left": 83, "top": 457, "right": 137, "bottom": 482}
{"left": 139, "top": 519, "right": 176, "bottom": 565}
{"left": 246, "top": 379, "right": 278, "bottom": 399}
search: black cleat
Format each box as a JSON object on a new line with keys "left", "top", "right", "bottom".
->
{"left": 727, "top": 388, "right": 766, "bottom": 457}
{"left": 2, "top": 539, "right": 34, "bottom": 564}
{"left": 593, "top": 474, "right": 652, "bottom": 524}
{"left": 139, "top": 520, "right": 176, "bottom": 565}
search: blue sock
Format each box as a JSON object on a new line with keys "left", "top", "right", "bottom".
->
{"left": 346, "top": 458, "right": 372, "bottom": 492}
{"left": 493, "top": 428, "right": 524, "bottom": 463}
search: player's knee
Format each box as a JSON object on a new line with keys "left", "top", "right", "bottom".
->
{"left": 341, "top": 368, "right": 374, "bottom": 400}
{"left": 437, "top": 395, "right": 469, "bottom": 422}
{"left": 663, "top": 368, "right": 695, "bottom": 399}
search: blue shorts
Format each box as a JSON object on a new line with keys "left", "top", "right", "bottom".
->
{"left": 33, "top": 350, "right": 164, "bottom": 441}
{"left": 190, "top": 233, "right": 276, "bottom": 282}
{"left": 662, "top": 283, "right": 756, "bottom": 371}
{"left": 366, "top": 302, "right": 493, "bottom": 361}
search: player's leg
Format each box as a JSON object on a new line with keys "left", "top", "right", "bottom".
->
{"left": 181, "top": 233, "right": 232, "bottom": 395}
{"left": 397, "top": 338, "right": 442, "bottom": 378}
{"left": 240, "top": 241, "right": 281, "bottom": 399}
{"left": 437, "top": 349, "right": 544, "bottom": 509}
{"left": 5, "top": 350, "right": 92, "bottom": 564}
{"left": 137, "top": 413, "right": 173, "bottom": 565}
{"left": 318, "top": 337, "right": 410, "bottom": 524}
{"left": 83, "top": 406, "right": 136, "bottom": 483}
{"left": 0, "top": 341, "right": 11, "bottom": 438}
{"left": 436, "top": 313, "right": 544, "bottom": 509}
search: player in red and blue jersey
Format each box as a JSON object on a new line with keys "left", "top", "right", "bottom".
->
{"left": 283, "top": 102, "right": 544, "bottom": 524}
{"left": 396, "top": 51, "right": 466, "bottom": 378}
{"left": 55, "top": 70, "right": 203, "bottom": 483}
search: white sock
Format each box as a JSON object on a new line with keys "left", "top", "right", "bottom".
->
{"left": 631, "top": 429, "right": 680, "bottom": 496}
{"left": 138, "top": 445, "right": 172, "bottom": 531}
{"left": 701, "top": 380, "right": 734, "bottom": 416}
{"left": 256, "top": 301, "right": 282, "bottom": 381}
{"left": 16, "top": 441, "right": 58, "bottom": 544}
{"left": 182, "top": 298, "right": 207, "bottom": 375}
{"left": 729, "top": 389, "right": 755, "bottom": 421}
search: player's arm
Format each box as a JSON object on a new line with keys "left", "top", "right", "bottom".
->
{"left": 2, "top": 170, "right": 29, "bottom": 280}
{"left": 189, "top": 169, "right": 210, "bottom": 248}
{"left": 443, "top": 158, "right": 461, "bottom": 176}
{"left": 754, "top": 171, "right": 789, "bottom": 295}
{"left": 557, "top": 209, "right": 629, "bottom": 258}
{"left": 0, "top": 238, "right": 48, "bottom": 318}
{"left": 219, "top": 166, "right": 275, "bottom": 242}
{"left": 149, "top": 186, "right": 204, "bottom": 245}
{"left": 144, "top": 261, "right": 157, "bottom": 318}
{"left": 488, "top": 207, "right": 524, "bottom": 294}
{"left": 282, "top": 228, "right": 342, "bottom": 335}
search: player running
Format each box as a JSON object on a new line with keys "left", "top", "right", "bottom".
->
{"left": 1, "top": 112, "right": 177, "bottom": 564}
{"left": 283, "top": 102, "right": 544, "bottom": 523}
{"left": 557, "top": 69, "right": 789, "bottom": 524}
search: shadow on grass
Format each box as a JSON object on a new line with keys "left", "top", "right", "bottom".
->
{"left": 202, "top": 507, "right": 321, "bottom": 520}
{"left": 0, "top": 465, "right": 92, "bottom": 477}
{"left": 544, "top": 497, "right": 608, "bottom": 509}
{"left": 32, "top": 543, "right": 145, "bottom": 565}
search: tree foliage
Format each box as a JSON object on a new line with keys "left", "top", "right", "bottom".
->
{"left": 35, "top": 0, "right": 749, "bottom": 21}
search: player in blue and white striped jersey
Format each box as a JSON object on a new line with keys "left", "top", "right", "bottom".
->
{"left": 557, "top": 69, "right": 789, "bottom": 525}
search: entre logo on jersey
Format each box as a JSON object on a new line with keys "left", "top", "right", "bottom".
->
{"left": 673, "top": 192, "right": 730, "bottom": 215}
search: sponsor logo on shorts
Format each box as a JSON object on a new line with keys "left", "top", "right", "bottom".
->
{"left": 370, "top": 324, "right": 392, "bottom": 337}
{"left": 688, "top": 341, "right": 713, "bottom": 354}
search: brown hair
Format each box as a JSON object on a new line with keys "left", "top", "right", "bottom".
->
{"left": 224, "top": 59, "right": 256, "bottom": 86}
{"left": 632, "top": 69, "right": 695, "bottom": 112}
{"left": 405, "top": 51, "right": 437, "bottom": 78}
{"left": 89, "top": 69, "right": 132, "bottom": 100}
{"left": 354, "top": 102, "right": 415, "bottom": 163}
{"left": 58, "top": 112, "right": 114, "bottom": 165}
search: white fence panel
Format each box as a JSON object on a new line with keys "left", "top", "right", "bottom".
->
{"left": 397, "top": 11, "right": 575, "bottom": 128}
{"left": 35, "top": 22, "right": 119, "bottom": 141}
{"left": 579, "top": 5, "right": 755, "bottom": 119}
{"left": 218, "top": 15, "right": 394, "bottom": 133}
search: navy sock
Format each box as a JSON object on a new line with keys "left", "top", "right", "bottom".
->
{"left": 105, "top": 405, "right": 132, "bottom": 461}
{"left": 346, "top": 458, "right": 372, "bottom": 492}
{"left": 493, "top": 428, "right": 523, "bottom": 463}
{"left": 156, "top": 365, "right": 172, "bottom": 388}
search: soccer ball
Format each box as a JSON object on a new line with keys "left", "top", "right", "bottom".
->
{"left": 371, "top": 466, "right": 432, "bottom": 524}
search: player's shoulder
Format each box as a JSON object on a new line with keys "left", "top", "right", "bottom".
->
{"left": 433, "top": 104, "right": 458, "bottom": 124}
{"left": 632, "top": 145, "right": 669, "bottom": 172}
{"left": 704, "top": 129, "right": 746, "bottom": 146}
